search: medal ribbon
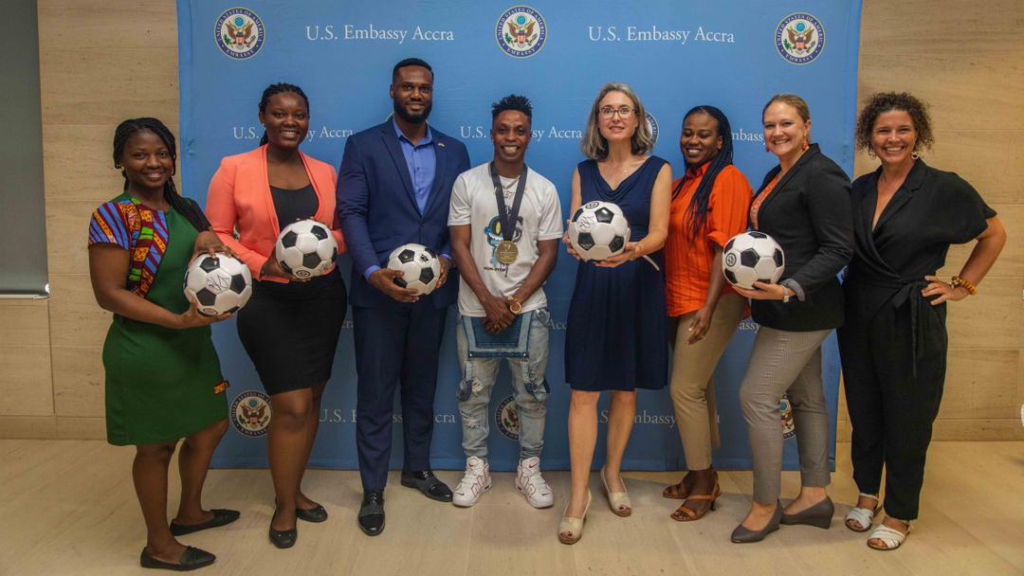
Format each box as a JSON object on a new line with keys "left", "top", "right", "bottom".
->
{"left": 489, "top": 162, "right": 528, "bottom": 242}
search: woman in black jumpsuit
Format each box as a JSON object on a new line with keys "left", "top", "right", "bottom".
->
{"left": 838, "top": 92, "right": 1006, "bottom": 551}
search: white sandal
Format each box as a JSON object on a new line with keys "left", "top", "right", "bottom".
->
{"left": 845, "top": 493, "right": 879, "bottom": 532}
{"left": 867, "top": 522, "right": 911, "bottom": 551}
{"left": 558, "top": 490, "right": 591, "bottom": 545}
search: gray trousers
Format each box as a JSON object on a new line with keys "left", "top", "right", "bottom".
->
{"left": 739, "top": 326, "right": 832, "bottom": 504}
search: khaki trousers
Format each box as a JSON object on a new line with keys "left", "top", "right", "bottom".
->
{"left": 669, "top": 293, "right": 746, "bottom": 470}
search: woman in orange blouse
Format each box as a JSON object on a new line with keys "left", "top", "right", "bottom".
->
{"left": 206, "top": 83, "right": 346, "bottom": 549}
{"left": 662, "top": 106, "right": 752, "bottom": 522}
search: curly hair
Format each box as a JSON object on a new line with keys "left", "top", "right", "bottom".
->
{"left": 855, "top": 92, "right": 934, "bottom": 151}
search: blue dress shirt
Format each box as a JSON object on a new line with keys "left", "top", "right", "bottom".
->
{"left": 394, "top": 119, "right": 436, "bottom": 214}
{"left": 363, "top": 120, "right": 441, "bottom": 281}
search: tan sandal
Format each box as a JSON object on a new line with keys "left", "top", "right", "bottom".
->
{"left": 558, "top": 490, "right": 591, "bottom": 545}
{"left": 662, "top": 476, "right": 693, "bottom": 500}
{"left": 670, "top": 483, "right": 721, "bottom": 522}
{"left": 601, "top": 467, "right": 631, "bottom": 517}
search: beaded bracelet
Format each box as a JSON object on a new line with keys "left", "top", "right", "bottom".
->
{"left": 950, "top": 275, "right": 978, "bottom": 295}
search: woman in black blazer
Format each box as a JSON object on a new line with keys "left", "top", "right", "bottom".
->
{"left": 729, "top": 94, "right": 853, "bottom": 543}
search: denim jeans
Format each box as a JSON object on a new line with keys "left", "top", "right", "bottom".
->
{"left": 456, "top": 308, "right": 551, "bottom": 459}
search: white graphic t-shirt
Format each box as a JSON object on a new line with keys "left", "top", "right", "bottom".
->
{"left": 448, "top": 162, "right": 563, "bottom": 317}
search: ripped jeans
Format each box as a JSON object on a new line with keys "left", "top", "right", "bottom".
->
{"left": 456, "top": 308, "right": 551, "bottom": 459}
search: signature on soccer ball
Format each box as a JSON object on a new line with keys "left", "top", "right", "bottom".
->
{"left": 575, "top": 213, "right": 597, "bottom": 232}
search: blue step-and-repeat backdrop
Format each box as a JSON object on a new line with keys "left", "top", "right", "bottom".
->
{"left": 177, "top": 1, "right": 862, "bottom": 472}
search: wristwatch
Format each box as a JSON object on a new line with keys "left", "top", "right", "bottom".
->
{"left": 507, "top": 296, "right": 523, "bottom": 315}
{"left": 782, "top": 287, "right": 792, "bottom": 304}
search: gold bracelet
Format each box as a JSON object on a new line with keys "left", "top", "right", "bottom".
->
{"left": 950, "top": 276, "right": 977, "bottom": 295}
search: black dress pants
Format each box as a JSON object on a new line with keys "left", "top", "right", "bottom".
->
{"left": 838, "top": 293, "right": 947, "bottom": 521}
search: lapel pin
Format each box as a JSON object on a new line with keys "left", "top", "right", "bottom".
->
{"left": 438, "top": 142, "right": 446, "bottom": 148}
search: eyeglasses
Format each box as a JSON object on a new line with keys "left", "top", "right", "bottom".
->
{"left": 599, "top": 106, "right": 635, "bottom": 119}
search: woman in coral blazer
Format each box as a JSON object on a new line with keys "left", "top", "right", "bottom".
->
{"left": 206, "top": 83, "right": 346, "bottom": 549}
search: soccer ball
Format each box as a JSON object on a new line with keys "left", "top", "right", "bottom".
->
{"left": 275, "top": 219, "right": 338, "bottom": 279}
{"left": 183, "top": 254, "right": 252, "bottom": 316}
{"left": 387, "top": 243, "right": 440, "bottom": 295}
{"left": 722, "top": 231, "right": 785, "bottom": 289}
{"left": 568, "top": 201, "right": 631, "bottom": 261}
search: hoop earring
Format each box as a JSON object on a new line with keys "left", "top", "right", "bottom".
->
{"left": 912, "top": 151, "right": 920, "bottom": 160}
{"left": 802, "top": 139, "right": 810, "bottom": 151}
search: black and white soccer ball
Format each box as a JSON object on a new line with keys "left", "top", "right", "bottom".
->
{"left": 722, "top": 231, "right": 785, "bottom": 290}
{"left": 183, "top": 254, "right": 252, "bottom": 316}
{"left": 568, "top": 201, "right": 631, "bottom": 261}
{"left": 275, "top": 219, "right": 338, "bottom": 279}
{"left": 386, "top": 243, "right": 440, "bottom": 295}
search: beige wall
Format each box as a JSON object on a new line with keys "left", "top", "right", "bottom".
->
{"left": 1, "top": 0, "right": 1020, "bottom": 440}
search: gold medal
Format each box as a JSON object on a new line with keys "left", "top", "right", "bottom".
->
{"left": 496, "top": 240, "right": 519, "bottom": 265}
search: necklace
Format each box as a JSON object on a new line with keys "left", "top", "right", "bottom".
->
{"left": 606, "top": 159, "right": 635, "bottom": 174}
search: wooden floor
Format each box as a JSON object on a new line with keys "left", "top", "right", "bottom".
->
{"left": 0, "top": 441, "right": 1021, "bottom": 576}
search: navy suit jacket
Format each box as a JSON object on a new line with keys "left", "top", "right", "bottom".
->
{"left": 337, "top": 121, "right": 470, "bottom": 309}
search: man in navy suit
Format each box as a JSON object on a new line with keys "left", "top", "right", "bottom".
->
{"left": 337, "top": 58, "right": 470, "bottom": 536}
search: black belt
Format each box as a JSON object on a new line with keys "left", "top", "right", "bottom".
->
{"left": 852, "top": 276, "right": 937, "bottom": 379}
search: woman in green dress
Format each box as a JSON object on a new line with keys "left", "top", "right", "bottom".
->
{"left": 88, "top": 118, "right": 238, "bottom": 571}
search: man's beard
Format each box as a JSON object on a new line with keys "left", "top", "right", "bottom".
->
{"left": 394, "top": 100, "right": 432, "bottom": 124}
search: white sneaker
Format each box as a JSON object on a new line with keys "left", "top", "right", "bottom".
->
{"left": 516, "top": 457, "right": 554, "bottom": 509}
{"left": 453, "top": 456, "right": 491, "bottom": 507}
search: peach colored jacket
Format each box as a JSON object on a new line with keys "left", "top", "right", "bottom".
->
{"left": 205, "top": 145, "right": 346, "bottom": 283}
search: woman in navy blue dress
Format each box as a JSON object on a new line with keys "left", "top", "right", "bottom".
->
{"left": 559, "top": 83, "right": 673, "bottom": 544}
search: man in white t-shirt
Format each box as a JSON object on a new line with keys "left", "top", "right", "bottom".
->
{"left": 448, "top": 94, "right": 563, "bottom": 508}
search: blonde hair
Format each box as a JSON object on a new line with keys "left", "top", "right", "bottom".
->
{"left": 581, "top": 83, "right": 654, "bottom": 160}
{"left": 763, "top": 93, "right": 812, "bottom": 144}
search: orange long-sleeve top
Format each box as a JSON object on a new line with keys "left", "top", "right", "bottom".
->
{"left": 665, "top": 163, "right": 754, "bottom": 317}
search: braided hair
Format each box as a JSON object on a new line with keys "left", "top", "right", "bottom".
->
{"left": 676, "top": 106, "right": 735, "bottom": 241}
{"left": 258, "top": 83, "right": 310, "bottom": 146}
{"left": 112, "top": 118, "right": 210, "bottom": 232}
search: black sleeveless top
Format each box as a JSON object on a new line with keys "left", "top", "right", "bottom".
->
{"left": 270, "top": 184, "right": 318, "bottom": 225}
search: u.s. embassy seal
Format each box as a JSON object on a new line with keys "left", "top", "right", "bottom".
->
{"left": 775, "top": 13, "right": 824, "bottom": 65}
{"left": 216, "top": 8, "right": 265, "bottom": 60}
{"left": 645, "top": 112, "right": 660, "bottom": 146}
{"left": 496, "top": 6, "right": 547, "bottom": 58}
{"left": 495, "top": 395, "right": 520, "bottom": 441}
{"left": 231, "top": 390, "right": 272, "bottom": 437}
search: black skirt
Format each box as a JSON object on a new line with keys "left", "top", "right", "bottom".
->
{"left": 237, "top": 269, "right": 347, "bottom": 394}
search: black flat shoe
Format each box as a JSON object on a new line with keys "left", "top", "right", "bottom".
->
{"left": 400, "top": 470, "right": 453, "bottom": 502}
{"left": 781, "top": 496, "right": 834, "bottom": 529}
{"left": 140, "top": 546, "right": 215, "bottom": 571}
{"left": 269, "top": 509, "right": 297, "bottom": 549}
{"left": 169, "top": 509, "right": 241, "bottom": 536}
{"left": 296, "top": 503, "right": 328, "bottom": 523}
{"left": 358, "top": 490, "right": 385, "bottom": 537}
